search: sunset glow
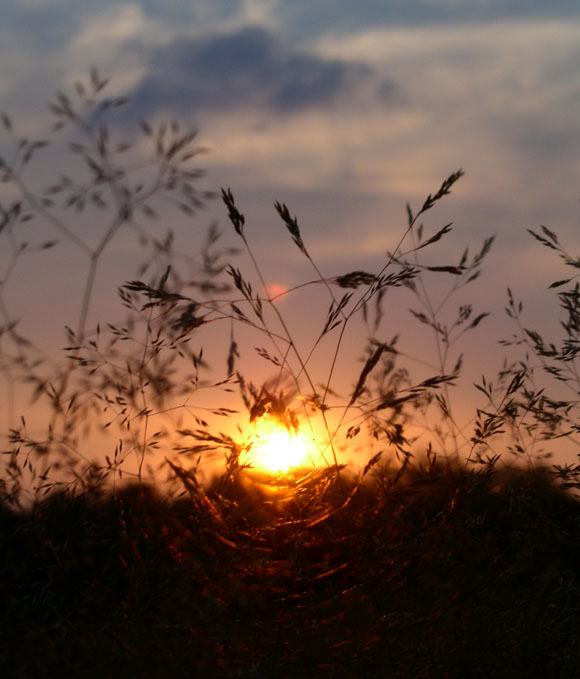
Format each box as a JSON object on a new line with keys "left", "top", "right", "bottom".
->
{"left": 249, "top": 419, "right": 312, "bottom": 474}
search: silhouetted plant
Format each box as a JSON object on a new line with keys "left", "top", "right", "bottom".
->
{"left": 2, "top": 71, "right": 577, "bottom": 505}
{"left": 0, "top": 70, "right": 231, "bottom": 503}
{"left": 487, "top": 227, "right": 580, "bottom": 487}
{"left": 1, "top": 71, "right": 580, "bottom": 679}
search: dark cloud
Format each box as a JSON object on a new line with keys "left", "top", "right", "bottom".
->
{"left": 128, "top": 26, "right": 394, "bottom": 119}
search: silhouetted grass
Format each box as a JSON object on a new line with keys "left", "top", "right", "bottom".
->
{"left": 2, "top": 462, "right": 579, "bottom": 678}
{"left": 2, "top": 71, "right": 580, "bottom": 677}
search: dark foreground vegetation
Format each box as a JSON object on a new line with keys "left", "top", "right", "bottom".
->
{"left": 2, "top": 461, "right": 580, "bottom": 679}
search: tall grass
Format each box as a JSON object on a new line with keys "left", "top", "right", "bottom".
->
{"left": 1, "top": 72, "right": 579, "bottom": 677}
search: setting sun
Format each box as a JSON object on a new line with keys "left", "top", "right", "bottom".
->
{"left": 249, "top": 420, "right": 312, "bottom": 474}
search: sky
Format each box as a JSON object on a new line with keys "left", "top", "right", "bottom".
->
{"left": 1, "top": 0, "right": 580, "bottom": 476}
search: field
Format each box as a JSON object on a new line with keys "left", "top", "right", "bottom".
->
{"left": 2, "top": 461, "right": 580, "bottom": 678}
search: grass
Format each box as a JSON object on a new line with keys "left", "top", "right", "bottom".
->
{"left": 2, "top": 461, "right": 579, "bottom": 678}
{"left": 2, "top": 71, "right": 580, "bottom": 677}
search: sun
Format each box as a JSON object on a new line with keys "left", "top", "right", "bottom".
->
{"left": 249, "top": 419, "right": 311, "bottom": 474}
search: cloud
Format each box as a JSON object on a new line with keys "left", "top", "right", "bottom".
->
{"left": 71, "top": 5, "right": 151, "bottom": 52}
{"left": 252, "top": 0, "right": 580, "bottom": 40}
{"left": 312, "top": 19, "right": 580, "bottom": 200}
{"left": 128, "top": 26, "right": 394, "bottom": 119}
